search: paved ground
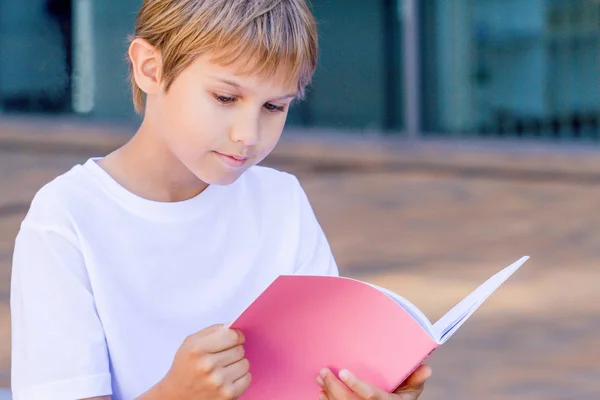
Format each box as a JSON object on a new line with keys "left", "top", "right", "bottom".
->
{"left": 1, "top": 116, "right": 599, "bottom": 399}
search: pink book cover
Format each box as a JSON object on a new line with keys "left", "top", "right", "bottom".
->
{"left": 229, "top": 256, "right": 529, "bottom": 400}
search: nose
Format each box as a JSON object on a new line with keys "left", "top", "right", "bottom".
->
{"left": 229, "top": 114, "right": 260, "bottom": 146}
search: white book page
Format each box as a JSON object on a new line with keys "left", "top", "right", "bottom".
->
{"left": 368, "top": 283, "right": 437, "bottom": 340}
{"left": 433, "top": 256, "right": 529, "bottom": 343}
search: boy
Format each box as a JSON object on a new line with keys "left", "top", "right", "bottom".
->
{"left": 10, "top": 1, "right": 431, "bottom": 399}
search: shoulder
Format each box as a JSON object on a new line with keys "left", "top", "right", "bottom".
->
{"left": 21, "top": 162, "right": 94, "bottom": 230}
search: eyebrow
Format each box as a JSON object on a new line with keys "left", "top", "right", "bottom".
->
{"left": 211, "top": 77, "right": 298, "bottom": 100}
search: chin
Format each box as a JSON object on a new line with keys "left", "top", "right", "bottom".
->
{"left": 194, "top": 169, "right": 245, "bottom": 186}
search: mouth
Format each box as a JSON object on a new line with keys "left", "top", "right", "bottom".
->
{"left": 214, "top": 152, "right": 251, "bottom": 168}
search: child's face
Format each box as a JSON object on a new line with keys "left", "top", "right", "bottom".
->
{"left": 151, "top": 54, "right": 298, "bottom": 186}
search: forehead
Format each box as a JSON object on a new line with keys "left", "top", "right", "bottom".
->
{"left": 185, "top": 53, "right": 299, "bottom": 94}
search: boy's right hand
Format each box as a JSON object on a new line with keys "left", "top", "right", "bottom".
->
{"left": 158, "top": 324, "right": 251, "bottom": 400}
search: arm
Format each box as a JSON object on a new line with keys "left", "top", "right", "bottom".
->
{"left": 13, "top": 215, "right": 251, "bottom": 400}
{"left": 291, "top": 176, "right": 339, "bottom": 277}
{"left": 13, "top": 223, "right": 180, "bottom": 400}
{"left": 11, "top": 221, "right": 112, "bottom": 400}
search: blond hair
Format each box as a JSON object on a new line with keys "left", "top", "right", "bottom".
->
{"left": 128, "top": 0, "right": 318, "bottom": 114}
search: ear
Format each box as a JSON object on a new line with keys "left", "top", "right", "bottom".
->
{"left": 129, "top": 38, "right": 163, "bottom": 95}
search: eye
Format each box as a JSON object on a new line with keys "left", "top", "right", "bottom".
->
{"left": 263, "top": 102, "right": 285, "bottom": 113}
{"left": 214, "top": 94, "right": 237, "bottom": 105}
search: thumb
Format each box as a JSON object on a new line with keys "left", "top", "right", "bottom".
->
{"left": 338, "top": 369, "right": 388, "bottom": 399}
{"left": 197, "top": 323, "right": 228, "bottom": 336}
{"left": 394, "top": 364, "right": 432, "bottom": 392}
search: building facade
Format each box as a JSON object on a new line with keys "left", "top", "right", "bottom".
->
{"left": 2, "top": 0, "right": 600, "bottom": 141}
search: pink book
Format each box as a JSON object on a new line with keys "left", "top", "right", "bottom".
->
{"left": 229, "top": 256, "right": 529, "bottom": 399}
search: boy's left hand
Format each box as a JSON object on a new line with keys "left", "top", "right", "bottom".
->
{"left": 316, "top": 364, "right": 431, "bottom": 400}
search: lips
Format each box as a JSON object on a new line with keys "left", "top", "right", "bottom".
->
{"left": 215, "top": 152, "right": 250, "bottom": 168}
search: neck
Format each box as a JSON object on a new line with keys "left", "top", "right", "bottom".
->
{"left": 98, "top": 119, "right": 208, "bottom": 202}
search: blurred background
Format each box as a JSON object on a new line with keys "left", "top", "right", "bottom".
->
{"left": 1, "top": 0, "right": 599, "bottom": 399}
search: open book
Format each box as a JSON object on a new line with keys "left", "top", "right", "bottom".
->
{"left": 229, "top": 256, "right": 529, "bottom": 400}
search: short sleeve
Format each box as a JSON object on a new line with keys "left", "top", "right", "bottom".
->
{"left": 291, "top": 177, "right": 339, "bottom": 277}
{"left": 10, "top": 222, "right": 112, "bottom": 400}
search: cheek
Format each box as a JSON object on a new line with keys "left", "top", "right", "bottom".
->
{"left": 165, "top": 88, "right": 207, "bottom": 127}
{"left": 162, "top": 91, "right": 224, "bottom": 149}
{"left": 264, "top": 114, "right": 287, "bottom": 141}
{"left": 256, "top": 115, "right": 286, "bottom": 153}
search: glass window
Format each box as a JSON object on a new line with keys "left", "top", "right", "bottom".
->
{"left": 1, "top": 0, "right": 405, "bottom": 130}
{"left": 288, "top": 0, "right": 404, "bottom": 132}
{"left": 0, "top": 0, "right": 73, "bottom": 113}
{"left": 421, "top": 0, "right": 600, "bottom": 141}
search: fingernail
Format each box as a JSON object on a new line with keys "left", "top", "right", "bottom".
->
{"left": 339, "top": 369, "right": 353, "bottom": 383}
{"left": 423, "top": 365, "right": 432, "bottom": 379}
{"left": 316, "top": 376, "right": 324, "bottom": 387}
{"left": 318, "top": 392, "right": 328, "bottom": 400}
{"left": 320, "top": 368, "right": 328, "bottom": 379}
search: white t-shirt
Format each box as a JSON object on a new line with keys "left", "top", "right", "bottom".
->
{"left": 10, "top": 158, "right": 338, "bottom": 400}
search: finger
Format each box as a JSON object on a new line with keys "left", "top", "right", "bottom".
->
{"left": 210, "top": 357, "right": 251, "bottom": 390}
{"left": 338, "top": 367, "right": 430, "bottom": 400}
{"left": 338, "top": 369, "right": 389, "bottom": 400}
{"left": 394, "top": 364, "right": 431, "bottom": 392}
{"left": 205, "top": 344, "right": 245, "bottom": 369}
{"left": 222, "top": 372, "right": 252, "bottom": 399}
{"left": 318, "top": 391, "right": 330, "bottom": 400}
{"left": 319, "top": 368, "right": 357, "bottom": 399}
{"left": 197, "top": 324, "right": 227, "bottom": 336}
{"left": 197, "top": 327, "right": 245, "bottom": 353}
